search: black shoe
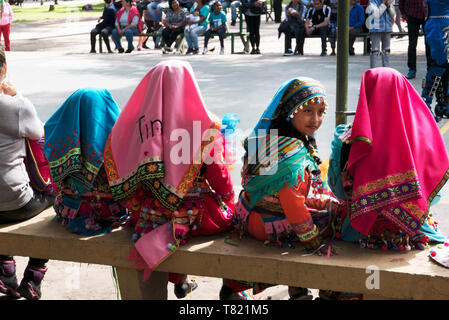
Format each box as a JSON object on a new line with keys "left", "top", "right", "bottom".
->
{"left": 330, "top": 50, "right": 336, "bottom": 56}
{"left": 283, "top": 49, "right": 294, "bottom": 56}
{"left": 320, "top": 51, "right": 327, "bottom": 56}
{"left": 118, "top": 48, "right": 124, "bottom": 53}
{"left": 250, "top": 48, "right": 256, "bottom": 54}
{"left": 108, "top": 50, "right": 113, "bottom": 53}
{"left": 288, "top": 287, "right": 314, "bottom": 300}
{"left": 0, "top": 260, "right": 20, "bottom": 298}
{"left": 17, "top": 265, "right": 47, "bottom": 300}
{"left": 255, "top": 48, "right": 261, "bottom": 54}
{"left": 142, "top": 43, "right": 149, "bottom": 49}
{"left": 185, "top": 47, "right": 193, "bottom": 55}
{"left": 192, "top": 48, "right": 199, "bottom": 55}
{"left": 89, "top": 49, "right": 96, "bottom": 53}
{"left": 125, "top": 48, "right": 134, "bottom": 53}
{"left": 174, "top": 281, "right": 198, "bottom": 299}
{"left": 231, "top": 20, "right": 236, "bottom": 26}
{"left": 219, "top": 284, "right": 245, "bottom": 300}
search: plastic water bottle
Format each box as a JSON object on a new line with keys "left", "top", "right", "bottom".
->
{"left": 221, "top": 114, "right": 240, "bottom": 168}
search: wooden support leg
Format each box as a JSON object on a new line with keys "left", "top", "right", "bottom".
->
{"left": 363, "top": 36, "right": 370, "bottom": 56}
{"left": 115, "top": 267, "right": 169, "bottom": 300}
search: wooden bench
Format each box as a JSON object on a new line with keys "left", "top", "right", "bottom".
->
{"left": 99, "top": 9, "right": 249, "bottom": 54}
{"left": 303, "top": 31, "right": 423, "bottom": 56}
{"left": 1, "top": 207, "right": 448, "bottom": 300}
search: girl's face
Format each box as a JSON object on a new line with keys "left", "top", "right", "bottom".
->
{"left": 214, "top": 2, "right": 222, "bottom": 13}
{"left": 290, "top": 100, "right": 325, "bottom": 136}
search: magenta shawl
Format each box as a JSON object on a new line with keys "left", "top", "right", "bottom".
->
{"left": 104, "top": 60, "right": 221, "bottom": 211}
{"left": 347, "top": 67, "right": 449, "bottom": 236}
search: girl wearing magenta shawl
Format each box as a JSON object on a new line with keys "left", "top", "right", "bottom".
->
{"left": 44, "top": 88, "right": 128, "bottom": 235}
{"left": 220, "top": 77, "right": 342, "bottom": 300}
{"left": 103, "top": 60, "right": 235, "bottom": 298}
{"left": 332, "top": 67, "right": 449, "bottom": 252}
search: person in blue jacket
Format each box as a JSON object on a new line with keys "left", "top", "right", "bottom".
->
{"left": 349, "top": 0, "right": 365, "bottom": 55}
{"left": 365, "top": 0, "right": 395, "bottom": 68}
{"left": 421, "top": 0, "right": 449, "bottom": 121}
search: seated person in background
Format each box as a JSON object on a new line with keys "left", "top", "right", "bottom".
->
{"left": 348, "top": 0, "right": 365, "bottom": 55}
{"left": 203, "top": 1, "right": 227, "bottom": 55}
{"left": 279, "top": 0, "right": 306, "bottom": 56}
{"left": 184, "top": 0, "right": 210, "bottom": 55}
{"left": 230, "top": 0, "right": 242, "bottom": 26}
{"left": 161, "top": 0, "right": 187, "bottom": 53}
{"left": 90, "top": 0, "right": 116, "bottom": 53}
{"left": 103, "top": 60, "right": 235, "bottom": 299}
{"left": 111, "top": 0, "right": 143, "bottom": 53}
{"left": 0, "top": 48, "right": 54, "bottom": 300}
{"left": 184, "top": 6, "right": 200, "bottom": 32}
{"left": 305, "top": 0, "right": 330, "bottom": 56}
{"left": 44, "top": 88, "right": 128, "bottom": 237}
{"left": 147, "top": 0, "right": 170, "bottom": 26}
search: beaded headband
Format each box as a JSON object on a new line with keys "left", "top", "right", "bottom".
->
{"left": 288, "top": 96, "right": 329, "bottom": 119}
{"left": 278, "top": 78, "right": 328, "bottom": 121}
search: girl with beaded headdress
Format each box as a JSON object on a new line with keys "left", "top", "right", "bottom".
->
{"left": 220, "top": 77, "right": 342, "bottom": 300}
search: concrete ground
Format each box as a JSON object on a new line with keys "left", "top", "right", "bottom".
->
{"left": 2, "top": 2, "right": 448, "bottom": 300}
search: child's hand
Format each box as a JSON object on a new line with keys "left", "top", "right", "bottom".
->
{"left": 1, "top": 81, "right": 17, "bottom": 96}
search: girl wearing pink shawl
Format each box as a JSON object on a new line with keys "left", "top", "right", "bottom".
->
{"left": 344, "top": 67, "right": 449, "bottom": 250}
{"left": 103, "top": 60, "right": 235, "bottom": 297}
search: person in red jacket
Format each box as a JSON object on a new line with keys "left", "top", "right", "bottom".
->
{"left": 111, "top": 0, "right": 143, "bottom": 53}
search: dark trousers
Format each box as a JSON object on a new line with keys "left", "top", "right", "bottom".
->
{"left": 311, "top": 26, "right": 328, "bottom": 52}
{"left": 273, "top": 0, "right": 282, "bottom": 23}
{"left": 204, "top": 27, "right": 226, "bottom": 48}
{"left": 90, "top": 26, "right": 113, "bottom": 52}
{"left": 162, "top": 27, "right": 185, "bottom": 48}
{"left": 284, "top": 26, "right": 305, "bottom": 54}
{"left": 349, "top": 27, "right": 362, "bottom": 54}
{"left": 245, "top": 14, "right": 261, "bottom": 49}
{"left": 407, "top": 16, "right": 429, "bottom": 71}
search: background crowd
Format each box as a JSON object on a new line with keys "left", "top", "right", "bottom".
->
{"left": 88, "top": 0, "right": 424, "bottom": 62}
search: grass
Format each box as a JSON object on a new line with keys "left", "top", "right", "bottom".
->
{"left": 12, "top": 2, "right": 104, "bottom": 23}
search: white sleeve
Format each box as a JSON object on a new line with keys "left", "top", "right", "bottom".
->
{"left": 366, "top": 2, "right": 387, "bottom": 20}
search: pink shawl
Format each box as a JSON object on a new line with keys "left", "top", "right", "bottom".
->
{"left": 347, "top": 67, "right": 449, "bottom": 236}
{"left": 104, "top": 60, "right": 221, "bottom": 211}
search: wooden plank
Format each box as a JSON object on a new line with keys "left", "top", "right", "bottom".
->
{"left": 1, "top": 208, "right": 448, "bottom": 299}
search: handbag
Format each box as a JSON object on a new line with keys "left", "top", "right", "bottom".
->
{"left": 24, "top": 138, "right": 55, "bottom": 194}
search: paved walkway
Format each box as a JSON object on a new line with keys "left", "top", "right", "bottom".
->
{"left": 2, "top": 9, "right": 448, "bottom": 300}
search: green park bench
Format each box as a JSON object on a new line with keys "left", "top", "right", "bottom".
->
{"left": 0, "top": 207, "right": 448, "bottom": 300}
{"left": 99, "top": 9, "right": 249, "bottom": 54}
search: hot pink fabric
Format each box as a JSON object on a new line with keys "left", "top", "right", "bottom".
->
{"left": 130, "top": 222, "right": 176, "bottom": 281}
{"left": 347, "top": 67, "right": 449, "bottom": 236}
{"left": 105, "top": 60, "right": 221, "bottom": 201}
